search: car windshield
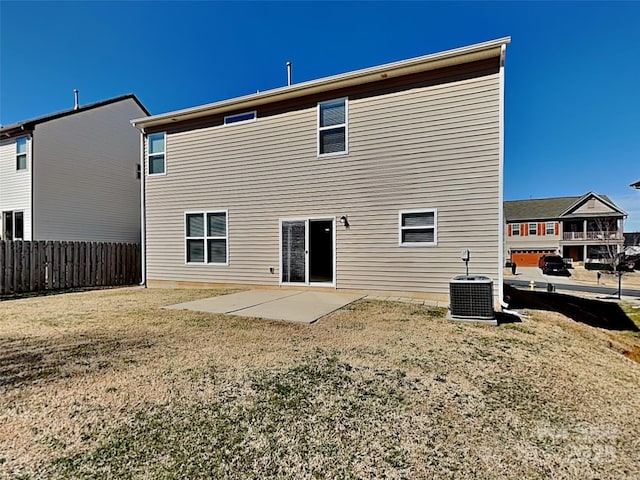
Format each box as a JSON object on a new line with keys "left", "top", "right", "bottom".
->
{"left": 546, "top": 257, "right": 564, "bottom": 264}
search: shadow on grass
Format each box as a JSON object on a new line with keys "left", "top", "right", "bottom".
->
{"left": 495, "top": 311, "right": 522, "bottom": 325}
{"left": 0, "top": 334, "right": 154, "bottom": 388}
{"left": 504, "top": 284, "right": 639, "bottom": 332}
{"left": 0, "top": 285, "right": 136, "bottom": 302}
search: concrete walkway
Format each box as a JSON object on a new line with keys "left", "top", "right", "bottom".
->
{"left": 164, "top": 289, "right": 365, "bottom": 324}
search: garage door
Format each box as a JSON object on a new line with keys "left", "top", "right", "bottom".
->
{"left": 511, "top": 250, "right": 556, "bottom": 267}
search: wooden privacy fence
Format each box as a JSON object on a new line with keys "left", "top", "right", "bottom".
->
{"left": 0, "top": 240, "right": 141, "bottom": 295}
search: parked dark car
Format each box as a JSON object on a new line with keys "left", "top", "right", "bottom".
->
{"left": 538, "top": 255, "right": 570, "bottom": 276}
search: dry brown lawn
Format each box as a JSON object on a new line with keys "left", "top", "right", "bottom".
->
{"left": 1, "top": 287, "right": 639, "bottom": 479}
{"left": 570, "top": 266, "right": 640, "bottom": 288}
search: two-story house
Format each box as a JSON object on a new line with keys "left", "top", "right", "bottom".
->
{"left": 0, "top": 94, "right": 148, "bottom": 242}
{"left": 131, "top": 38, "right": 510, "bottom": 305}
{"left": 504, "top": 192, "right": 626, "bottom": 266}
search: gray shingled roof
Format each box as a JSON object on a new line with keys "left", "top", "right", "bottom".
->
{"left": 0, "top": 94, "right": 149, "bottom": 137}
{"left": 504, "top": 197, "right": 580, "bottom": 222}
{"left": 504, "top": 193, "right": 620, "bottom": 222}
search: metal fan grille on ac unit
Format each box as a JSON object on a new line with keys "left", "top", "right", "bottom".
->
{"left": 449, "top": 275, "right": 494, "bottom": 320}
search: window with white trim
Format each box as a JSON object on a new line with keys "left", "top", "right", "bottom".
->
{"left": 2, "top": 211, "right": 23, "bottom": 240}
{"left": 512, "top": 223, "right": 520, "bottom": 236}
{"left": 224, "top": 111, "right": 256, "bottom": 125}
{"left": 16, "top": 137, "right": 27, "bottom": 170}
{"left": 185, "top": 211, "right": 228, "bottom": 264}
{"left": 546, "top": 222, "right": 555, "bottom": 235}
{"left": 318, "top": 98, "right": 347, "bottom": 155}
{"left": 399, "top": 209, "right": 437, "bottom": 246}
{"left": 148, "top": 132, "right": 166, "bottom": 175}
{"left": 528, "top": 223, "right": 537, "bottom": 235}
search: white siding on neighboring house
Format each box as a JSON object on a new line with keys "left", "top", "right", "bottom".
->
{"left": 0, "top": 136, "right": 32, "bottom": 240}
{"left": 144, "top": 65, "right": 502, "bottom": 300}
{"left": 32, "top": 98, "right": 143, "bottom": 242}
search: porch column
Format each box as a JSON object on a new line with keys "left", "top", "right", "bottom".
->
{"left": 584, "top": 244, "right": 588, "bottom": 261}
{"left": 583, "top": 219, "right": 587, "bottom": 236}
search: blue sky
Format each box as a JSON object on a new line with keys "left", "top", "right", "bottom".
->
{"left": 1, "top": 1, "right": 639, "bottom": 229}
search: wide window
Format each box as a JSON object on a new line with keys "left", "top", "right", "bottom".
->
{"left": 185, "top": 211, "right": 228, "bottom": 264}
{"left": 224, "top": 111, "right": 256, "bottom": 125}
{"left": 528, "top": 223, "right": 537, "bottom": 235}
{"left": 512, "top": 223, "right": 520, "bottom": 236}
{"left": 16, "top": 137, "right": 27, "bottom": 170}
{"left": 399, "top": 209, "right": 437, "bottom": 246}
{"left": 318, "top": 98, "right": 347, "bottom": 156}
{"left": 148, "top": 133, "right": 166, "bottom": 175}
{"left": 2, "top": 211, "right": 23, "bottom": 240}
{"left": 546, "top": 222, "right": 555, "bottom": 235}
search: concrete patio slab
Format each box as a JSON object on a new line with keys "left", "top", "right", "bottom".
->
{"left": 164, "top": 289, "right": 365, "bottom": 323}
{"left": 164, "top": 290, "right": 300, "bottom": 315}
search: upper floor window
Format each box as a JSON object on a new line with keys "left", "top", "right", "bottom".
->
{"left": 528, "top": 223, "right": 537, "bottom": 235}
{"left": 512, "top": 223, "right": 520, "bottom": 236}
{"left": 224, "top": 111, "right": 256, "bottom": 125}
{"left": 399, "top": 209, "right": 437, "bottom": 246}
{"left": 546, "top": 222, "right": 555, "bottom": 235}
{"left": 16, "top": 137, "right": 27, "bottom": 170}
{"left": 185, "top": 210, "right": 228, "bottom": 265}
{"left": 318, "top": 98, "right": 348, "bottom": 156}
{"left": 148, "top": 133, "right": 166, "bottom": 175}
{"left": 2, "top": 211, "right": 23, "bottom": 240}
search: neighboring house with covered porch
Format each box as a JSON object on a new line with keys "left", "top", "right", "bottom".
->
{"left": 504, "top": 192, "right": 626, "bottom": 266}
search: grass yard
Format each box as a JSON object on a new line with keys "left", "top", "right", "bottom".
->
{"left": 1, "top": 287, "right": 639, "bottom": 479}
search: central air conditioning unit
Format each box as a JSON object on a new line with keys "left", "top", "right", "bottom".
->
{"left": 449, "top": 275, "right": 495, "bottom": 321}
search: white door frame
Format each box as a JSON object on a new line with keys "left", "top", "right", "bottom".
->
{"left": 279, "top": 216, "right": 336, "bottom": 287}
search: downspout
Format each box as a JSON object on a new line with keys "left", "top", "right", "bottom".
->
{"left": 139, "top": 129, "right": 147, "bottom": 287}
{"left": 29, "top": 129, "right": 34, "bottom": 241}
{"left": 497, "top": 43, "right": 509, "bottom": 309}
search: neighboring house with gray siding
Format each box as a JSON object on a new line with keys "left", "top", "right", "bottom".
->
{"left": 0, "top": 95, "right": 148, "bottom": 242}
{"left": 132, "top": 38, "right": 510, "bottom": 304}
{"left": 504, "top": 192, "right": 626, "bottom": 266}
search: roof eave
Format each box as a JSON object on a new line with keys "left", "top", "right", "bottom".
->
{"left": 131, "top": 37, "right": 510, "bottom": 130}
{"left": 559, "top": 192, "right": 628, "bottom": 218}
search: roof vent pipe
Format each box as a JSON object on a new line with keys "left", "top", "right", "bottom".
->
{"left": 286, "top": 62, "right": 292, "bottom": 86}
{"left": 73, "top": 89, "right": 79, "bottom": 110}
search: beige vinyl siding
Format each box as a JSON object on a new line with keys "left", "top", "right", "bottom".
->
{"left": 0, "top": 137, "right": 32, "bottom": 240}
{"left": 571, "top": 199, "right": 619, "bottom": 215}
{"left": 145, "top": 72, "right": 501, "bottom": 298}
{"left": 32, "top": 98, "right": 144, "bottom": 242}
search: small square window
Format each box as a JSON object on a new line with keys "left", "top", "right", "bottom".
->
{"left": 318, "top": 98, "right": 347, "bottom": 156}
{"left": 399, "top": 210, "right": 437, "bottom": 246}
{"left": 148, "top": 133, "right": 166, "bottom": 175}
{"left": 16, "top": 137, "right": 27, "bottom": 170}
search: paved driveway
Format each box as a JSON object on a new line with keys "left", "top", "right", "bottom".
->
{"left": 164, "top": 289, "right": 365, "bottom": 324}
{"left": 511, "top": 266, "right": 578, "bottom": 285}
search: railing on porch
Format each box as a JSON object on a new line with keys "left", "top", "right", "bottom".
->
{"left": 562, "top": 231, "right": 623, "bottom": 241}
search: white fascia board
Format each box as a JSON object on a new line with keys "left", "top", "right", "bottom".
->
{"left": 131, "top": 37, "right": 511, "bottom": 130}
